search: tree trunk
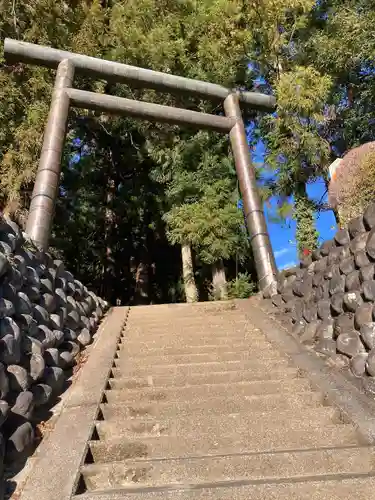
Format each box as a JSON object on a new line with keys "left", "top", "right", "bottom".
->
{"left": 181, "top": 243, "right": 198, "bottom": 303}
{"left": 212, "top": 260, "right": 228, "bottom": 301}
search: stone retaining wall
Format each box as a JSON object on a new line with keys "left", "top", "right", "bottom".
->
{"left": 267, "top": 202, "right": 375, "bottom": 392}
{"left": 0, "top": 216, "right": 108, "bottom": 494}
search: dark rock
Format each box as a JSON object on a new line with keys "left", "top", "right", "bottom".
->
{"left": 25, "top": 266, "right": 40, "bottom": 288}
{"left": 11, "top": 391, "right": 34, "bottom": 420}
{"left": 351, "top": 353, "right": 368, "bottom": 377}
{"left": 13, "top": 255, "right": 26, "bottom": 276}
{"left": 355, "top": 303, "right": 374, "bottom": 330}
{"left": 22, "top": 336, "right": 44, "bottom": 356}
{"left": 300, "top": 257, "right": 312, "bottom": 268}
{"left": 43, "top": 366, "right": 65, "bottom": 394}
{"left": 44, "top": 348, "right": 60, "bottom": 367}
{"left": 59, "top": 351, "right": 75, "bottom": 369}
{"left": 302, "top": 301, "right": 317, "bottom": 324}
{"left": 367, "top": 348, "right": 375, "bottom": 376}
{"left": 60, "top": 340, "right": 80, "bottom": 357}
{"left": 0, "top": 316, "right": 20, "bottom": 338}
{"left": 29, "top": 353, "right": 45, "bottom": 382}
{"left": 0, "top": 334, "right": 20, "bottom": 365}
{"left": 7, "top": 365, "right": 30, "bottom": 392}
{"left": 66, "top": 310, "right": 80, "bottom": 330}
{"left": 18, "top": 314, "right": 38, "bottom": 336}
{"left": 317, "top": 299, "right": 331, "bottom": 320}
{"left": 316, "top": 319, "right": 334, "bottom": 340}
{"left": 360, "top": 264, "right": 375, "bottom": 283}
{"left": 77, "top": 328, "right": 91, "bottom": 347}
{"left": 328, "top": 247, "right": 343, "bottom": 265}
{"left": 315, "top": 257, "right": 328, "bottom": 274}
{"left": 316, "top": 282, "right": 329, "bottom": 301}
{"left": 320, "top": 240, "right": 335, "bottom": 256}
{"left": 0, "top": 254, "right": 9, "bottom": 278}
{"left": 337, "top": 330, "right": 365, "bottom": 357}
{"left": 55, "top": 288, "right": 67, "bottom": 307}
{"left": 40, "top": 278, "right": 54, "bottom": 294}
{"left": 49, "top": 313, "right": 62, "bottom": 330}
{"left": 0, "top": 364, "right": 8, "bottom": 400}
{"left": 335, "top": 228, "right": 350, "bottom": 246}
{"left": 330, "top": 292, "right": 344, "bottom": 315}
{"left": 340, "top": 257, "right": 355, "bottom": 275}
{"left": 348, "top": 216, "right": 366, "bottom": 239}
{"left": 350, "top": 232, "right": 368, "bottom": 254}
{"left": 312, "top": 248, "right": 321, "bottom": 261}
{"left": 0, "top": 298, "right": 14, "bottom": 318}
{"left": 362, "top": 280, "right": 375, "bottom": 301}
{"left": 329, "top": 274, "right": 345, "bottom": 296}
{"left": 67, "top": 281, "right": 76, "bottom": 296}
{"left": 0, "top": 401, "right": 9, "bottom": 427}
{"left": 32, "top": 383, "right": 52, "bottom": 406}
{"left": 53, "top": 329, "right": 64, "bottom": 346}
{"left": 363, "top": 202, "right": 375, "bottom": 229}
{"left": 324, "top": 263, "right": 340, "bottom": 280}
{"left": 315, "top": 338, "right": 337, "bottom": 356}
{"left": 40, "top": 293, "right": 56, "bottom": 313}
{"left": 15, "top": 291, "right": 32, "bottom": 316}
{"left": 345, "top": 270, "right": 360, "bottom": 291}
{"left": 53, "top": 260, "right": 65, "bottom": 278}
{"left": 32, "top": 304, "right": 49, "bottom": 325}
{"left": 343, "top": 291, "right": 363, "bottom": 312}
{"left": 334, "top": 314, "right": 354, "bottom": 338}
{"left": 89, "top": 317, "right": 97, "bottom": 332}
{"left": 312, "top": 272, "right": 325, "bottom": 288}
{"left": 66, "top": 295, "right": 77, "bottom": 312}
{"left": 10, "top": 268, "right": 23, "bottom": 291}
{"left": 64, "top": 328, "right": 77, "bottom": 341}
{"left": 6, "top": 421, "right": 34, "bottom": 462}
{"left": 36, "top": 325, "right": 56, "bottom": 349}
{"left": 0, "top": 283, "right": 16, "bottom": 302}
{"left": 366, "top": 227, "right": 375, "bottom": 260}
{"left": 59, "top": 306, "right": 68, "bottom": 323}
{"left": 0, "top": 242, "right": 12, "bottom": 256}
{"left": 355, "top": 251, "right": 371, "bottom": 268}
{"left": 55, "top": 277, "right": 67, "bottom": 291}
{"left": 360, "top": 323, "right": 375, "bottom": 350}
{"left": 23, "top": 285, "right": 40, "bottom": 303}
{"left": 291, "top": 300, "right": 304, "bottom": 323}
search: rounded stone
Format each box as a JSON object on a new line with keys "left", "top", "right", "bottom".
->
{"left": 348, "top": 216, "right": 366, "bottom": 239}
{"left": 55, "top": 288, "right": 67, "bottom": 307}
{"left": 59, "top": 351, "right": 75, "bottom": 369}
{"left": 7, "top": 365, "right": 30, "bottom": 392}
{"left": 334, "top": 229, "right": 350, "bottom": 246}
{"left": 315, "top": 338, "right": 337, "bottom": 356}
{"left": 300, "top": 320, "right": 320, "bottom": 344}
{"left": 66, "top": 310, "right": 80, "bottom": 330}
{"left": 64, "top": 328, "right": 77, "bottom": 341}
{"left": 60, "top": 340, "right": 80, "bottom": 357}
{"left": 329, "top": 275, "right": 345, "bottom": 296}
{"left": 362, "top": 280, "right": 375, "bottom": 301}
{"left": 23, "top": 285, "right": 40, "bottom": 303}
{"left": 62, "top": 270, "right": 74, "bottom": 283}
{"left": 312, "top": 272, "right": 324, "bottom": 288}
{"left": 67, "top": 281, "right": 76, "bottom": 296}
{"left": 40, "top": 293, "right": 56, "bottom": 313}
{"left": 317, "top": 299, "right": 331, "bottom": 321}
{"left": 339, "top": 257, "right": 355, "bottom": 275}
{"left": 0, "top": 283, "right": 16, "bottom": 302}
{"left": 337, "top": 331, "right": 365, "bottom": 358}
{"left": 32, "top": 383, "right": 52, "bottom": 406}
{"left": 343, "top": 291, "right": 363, "bottom": 312}
{"left": 0, "top": 401, "right": 9, "bottom": 427}
{"left": 366, "top": 227, "right": 375, "bottom": 260}
{"left": 330, "top": 292, "right": 344, "bottom": 316}
{"left": 345, "top": 270, "right": 361, "bottom": 292}
{"left": 66, "top": 296, "right": 77, "bottom": 312}
{"left": 49, "top": 313, "right": 62, "bottom": 330}
{"left": 355, "top": 303, "right": 374, "bottom": 330}
{"left": 351, "top": 353, "right": 368, "bottom": 377}
{"left": 53, "top": 259, "right": 65, "bottom": 277}
{"left": 355, "top": 251, "right": 371, "bottom": 269}
{"left": 334, "top": 314, "right": 354, "bottom": 338}
{"left": 0, "top": 241, "right": 12, "bottom": 256}
{"left": 22, "top": 336, "right": 44, "bottom": 356}
{"left": 11, "top": 391, "right": 34, "bottom": 420}
{"left": 25, "top": 266, "right": 40, "bottom": 288}
{"left": 0, "top": 316, "right": 20, "bottom": 338}
{"left": 44, "top": 348, "right": 60, "bottom": 367}
{"left": 320, "top": 240, "right": 335, "bottom": 256}
{"left": 55, "top": 277, "right": 67, "bottom": 291}
{"left": 0, "top": 254, "right": 9, "bottom": 278}
{"left": 360, "top": 322, "right": 375, "bottom": 350}
{"left": 316, "top": 319, "right": 334, "bottom": 340}
{"left": 53, "top": 329, "right": 64, "bottom": 346}
{"left": 360, "top": 264, "right": 375, "bottom": 283}
{"left": 15, "top": 291, "right": 32, "bottom": 316}
{"left": 324, "top": 264, "right": 340, "bottom": 280}
{"left": 350, "top": 232, "right": 368, "bottom": 255}
{"left": 40, "top": 278, "right": 54, "bottom": 294}
{"left": 316, "top": 282, "right": 329, "bottom": 301}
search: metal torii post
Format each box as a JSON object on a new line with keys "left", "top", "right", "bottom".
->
{"left": 4, "top": 38, "right": 278, "bottom": 292}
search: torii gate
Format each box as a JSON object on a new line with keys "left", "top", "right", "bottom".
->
{"left": 4, "top": 39, "right": 278, "bottom": 292}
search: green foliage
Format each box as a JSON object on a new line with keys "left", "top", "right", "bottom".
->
{"left": 294, "top": 189, "right": 318, "bottom": 256}
{"left": 227, "top": 273, "right": 256, "bottom": 299}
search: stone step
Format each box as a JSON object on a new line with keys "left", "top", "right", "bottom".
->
{"left": 105, "top": 378, "right": 312, "bottom": 404}
{"left": 114, "top": 358, "right": 292, "bottom": 376}
{"left": 116, "top": 351, "right": 285, "bottom": 367}
{"left": 89, "top": 424, "right": 361, "bottom": 462}
{"left": 100, "top": 391, "right": 324, "bottom": 421}
{"left": 109, "top": 367, "right": 299, "bottom": 389}
{"left": 120, "top": 342, "right": 273, "bottom": 357}
{"left": 81, "top": 446, "right": 375, "bottom": 492}
{"left": 95, "top": 407, "right": 338, "bottom": 441}
{"left": 121, "top": 336, "right": 265, "bottom": 349}
{"left": 72, "top": 476, "right": 375, "bottom": 500}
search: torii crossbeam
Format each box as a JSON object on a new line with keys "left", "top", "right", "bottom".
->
{"left": 4, "top": 38, "right": 278, "bottom": 291}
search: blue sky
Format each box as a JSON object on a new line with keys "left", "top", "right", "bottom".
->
{"left": 251, "top": 138, "right": 337, "bottom": 271}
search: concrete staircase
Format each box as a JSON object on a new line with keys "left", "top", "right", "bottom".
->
{"left": 74, "top": 302, "right": 375, "bottom": 499}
